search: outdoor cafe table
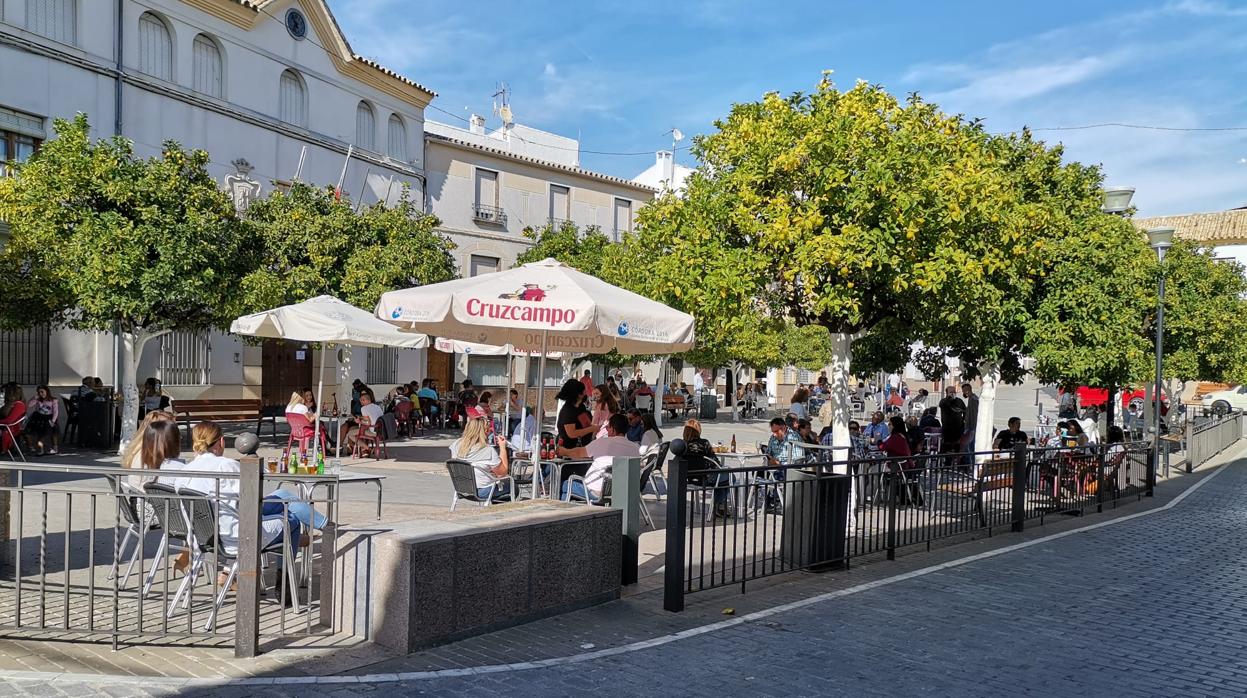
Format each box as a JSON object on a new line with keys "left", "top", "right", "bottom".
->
{"left": 269, "top": 471, "right": 387, "bottom": 521}
{"left": 712, "top": 451, "right": 769, "bottom": 517}
{"left": 511, "top": 455, "right": 592, "bottom": 500}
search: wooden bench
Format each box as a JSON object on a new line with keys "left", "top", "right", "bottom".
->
{"left": 937, "top": 460, "right": 1014, "bottom": 526}
{"left": 172, "top": 399, "right": 276, "bottom": 442}
{"left": 662, "top": 395, "right": 694, "bottom": 418}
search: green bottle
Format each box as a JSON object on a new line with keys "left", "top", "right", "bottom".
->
{"left": 316, "top": 450, "right": 325, "bottom": 475}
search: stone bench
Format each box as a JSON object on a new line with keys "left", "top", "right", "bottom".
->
{"left": 331, "top": 500, "right": 621, "bottom": 653}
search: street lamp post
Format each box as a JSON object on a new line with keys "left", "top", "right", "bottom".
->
{"left": 1101, "top": 187, "right": 1136, "bottom": 430}
{"left": 1146, "top": 226, "right": 1175, "bottom": 497}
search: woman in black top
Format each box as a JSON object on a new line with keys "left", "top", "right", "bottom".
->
{"left": 555, "top": 379, "right": 595, "bottom": 449}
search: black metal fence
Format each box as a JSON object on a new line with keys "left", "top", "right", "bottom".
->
{"left": 0, "top": 458, "right": 339, "bottom": 654}
{"left": 664, "top": 442, "right": 1153, "bottom": 612}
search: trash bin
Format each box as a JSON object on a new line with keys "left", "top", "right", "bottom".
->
{"left": 77, "top": 398, "right": 116, "bottom": 449}
{"left": 699, "top": 393, "right": 718, "bottom": 420}
{"left": 781, "top": 469, "right": 850, "bottom": 570}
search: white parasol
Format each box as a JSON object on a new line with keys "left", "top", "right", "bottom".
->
{"left": 377, "top": 258, "right": 695, "bottom": 428}
{"left": 230, "top": 295, "right": 428, "bottom": 461}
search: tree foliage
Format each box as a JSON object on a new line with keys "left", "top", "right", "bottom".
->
{"left": 516, "top": 219, "right": 614, "bottom": 276}
{"left": 234, "top": 182, "right": 457, "bottom": 314}
{"left": 1152, "top": 241, "right": 1247, "bottom": 385}
{"left": 0, "top": 114, "right": 245, "bottom": 335}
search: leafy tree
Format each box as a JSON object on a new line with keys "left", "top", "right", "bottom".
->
{"left": 0, "top": 114, "right": 245, "bottom": 446}
{"left": 1151, "top": 241, "right": 1247, "bottom": 389}
{"left": 516, "top": 219, "right": 614, "bottom": 276}
{"left": 628, "top": 76, "right": 1071, "bottom": 445}
{"left": 235, "top": 182, "right": 457, "bottom": 313}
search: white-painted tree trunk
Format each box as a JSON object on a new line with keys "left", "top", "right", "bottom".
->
{"left": 337, "top": 345, "right": 353, "bottom": 415}
{"left": 117, "top": 328, "right": 169, "bottom": 453}
{"left": 728, "top": 360, "right": 742, "bottom": 423}
{"left": 828, "top": 331, "right": 857, "bottom": 534}
{"left": 828, "top": 332, "right": 855, "bottom": 449}
{"left": 974, "top": 361, "right": 1000, "bottom": 466}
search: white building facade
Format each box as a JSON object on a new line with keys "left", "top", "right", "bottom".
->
{"left": 1, "top": 0, "right": 662, "bottom": 415}
{"left": 0, "top": 0, "right": 435, "bottom": 408}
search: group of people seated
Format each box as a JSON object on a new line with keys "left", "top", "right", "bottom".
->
{"left": 122, "top": 412, "right": 326, "bottom": 605}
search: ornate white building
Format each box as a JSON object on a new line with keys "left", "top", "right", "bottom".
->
{"left": 0, "top": 0, "right": 657, "bottom": 412}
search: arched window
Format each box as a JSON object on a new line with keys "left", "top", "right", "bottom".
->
{"left": 137, "top": 12, "right": 173, "bottom": 81}
{"left": 279, "top": 69, "right": 307, "bottom": 127}
{"left": 191, "top": 34, "right": 223, "bottom": 98}
{"left": 25, "top": 0, "right": 76, "bottom": 45}
{"left": 355, "top": 101, "right": 376, "bottom": 151}
{"left": 387, "top": 114, "right": 407, "bottom": 161}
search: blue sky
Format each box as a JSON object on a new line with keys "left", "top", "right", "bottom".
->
{"left": 329, "top": 0, "right": 1247, "bottom": 217}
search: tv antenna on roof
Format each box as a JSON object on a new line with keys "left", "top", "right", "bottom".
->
{"left": 492, "top": 82, "right": 513, "bottom": 126}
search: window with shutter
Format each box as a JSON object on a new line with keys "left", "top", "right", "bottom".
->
{"left": 279, "top": 69, "right": 307, "bottom": 127}
{"left": 356, "top": 102, "right": 376, "bottom": 150}
{"left": 192, "top": 34, "right": 223, "bottom": 98}
{"left": 25, "top": 0, "right": 75, "bottom": 45}
{"left": 387, "top": 114, "right": 407, "bottom": 160}
{"left": 137, "top": 13, "right": 173, "bottom": 81}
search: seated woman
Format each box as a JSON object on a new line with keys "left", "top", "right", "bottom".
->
{"left": 639, "top": 413, "right": 663, "bottom": 455}
{"left": 0, "top": 384, "right": 28, "bottom": 456}
{"left": 25, "top": 385, "right": 60, "bottom": 456}
{"left": 449, "top": 406, "right": 512, "bottom": 502}
{"left": 680, "top": 419, "right": 733, "bottom": 517}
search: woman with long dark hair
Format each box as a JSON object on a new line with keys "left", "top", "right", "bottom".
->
{"left": 556, "top": 379, "right": 595, "bottom": 449}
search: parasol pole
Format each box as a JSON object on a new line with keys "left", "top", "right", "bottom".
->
{"left": 312, "top": 343, "right": 327, "bottom": 464}
{"left": 535, "top": 330, "right": 549, "bottom": 434}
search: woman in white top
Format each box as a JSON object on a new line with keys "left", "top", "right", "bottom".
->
{"left": 449, "top": 406, "right": 511, "bottom": 500}
{"left": 638, "top": 413, "right": 663, "bottom": 454}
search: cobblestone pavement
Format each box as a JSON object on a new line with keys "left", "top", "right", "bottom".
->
{"left": 4, "top": 447, "right": 1244, "bottom": 697}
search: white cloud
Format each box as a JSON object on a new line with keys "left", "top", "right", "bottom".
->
{"left": 928, "top": 54, "right": 1126, "bottom": 108}
{"left": 543, "top": 62, "right": 557, "bottom": 77}
{"left": 1164, "top": 0, "right": 1247, "bottom": 17}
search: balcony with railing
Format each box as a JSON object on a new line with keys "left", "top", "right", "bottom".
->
{"left": 472, "top": 203, "right": 508, "bottom": 226}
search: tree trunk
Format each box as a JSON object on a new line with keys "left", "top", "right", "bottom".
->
{"left": 118, "top": 328, "right": 168, "bottom": 452}
{"left": 974, "top": 361, "right": 1000, "bottom": 465}
{"left": 728, "top": 360, "right": 742, "bottom": 423}
{"left": 828, "top": 332, "right": 855, "bottom": 449}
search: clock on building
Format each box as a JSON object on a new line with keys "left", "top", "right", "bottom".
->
{"left": 285, "top": 9, "right": 308, "bottom": 40}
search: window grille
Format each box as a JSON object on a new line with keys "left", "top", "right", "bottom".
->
{"left": 0, "top": 325, "right": 49, "bottom": 385}
{"left": 366, "top": 347, "right": 399, "bottom": 385}
{"left": 158, "top": 331, "right": 211, "bottom": 386}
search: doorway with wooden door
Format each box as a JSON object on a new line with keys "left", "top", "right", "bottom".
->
{"left": 261, "top": 339, "right": 313, "bottom": 409}
{"left": 426, "top": 347, "right": 454, "bottom": 395}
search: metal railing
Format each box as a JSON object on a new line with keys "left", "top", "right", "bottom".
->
{"left": 1185, "top": 409, "right": 1244, "bottom": 471}
{"left": 0, "top": 458, "right": 339, "bottom": 655}
{"left": 663, "top": 442, "right": 1153, "bottom": 612}
{"left": 472, "top": 203, "right": 508, "bottom": 226}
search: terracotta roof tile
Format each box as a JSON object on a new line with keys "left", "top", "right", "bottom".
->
{"left": 1133, "top": 208, "right": 1247, "bottom": 245}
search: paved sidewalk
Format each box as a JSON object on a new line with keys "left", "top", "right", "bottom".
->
{"left": 2, "top": 441, "right": 1243, "bottom": 696}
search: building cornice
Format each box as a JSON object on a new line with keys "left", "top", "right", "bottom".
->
{"left": 425, "top": 132, "right": 658, "bottom": 195}
{"left": 178, "top": 0, "right": 436, "bottom": 108}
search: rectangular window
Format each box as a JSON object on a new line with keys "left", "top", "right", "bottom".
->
{"left": 0, "top": 325, "right": 49, "bottom": 385}
{"left": 474, "top": 168, "right": 498, "bottom": 207}
{"left": 0, "top": 108, "right": 45, "bottom": 177}
{"left": 549, "top": 184, "right": 570, "bottom": 225}
{"left": 469, "top": 254, "right": 499, "bottom": 277}
{"left": 526, "top": 361, "right": 563, "bottom": 388}
{"left": 613, "top": 198, "right": 633, "bottom": 241}
{"left": 158, "top": 331, "right": 211, "bottom": 386}
{"left": 366, "top": 347, "right": 399, "bottom": 385}
{"left": 467, "top": 355, "right": 508, "bottom": 387}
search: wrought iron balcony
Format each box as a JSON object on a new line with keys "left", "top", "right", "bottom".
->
{"left": 473, "top": 203, "right": 508, "bottom": 226}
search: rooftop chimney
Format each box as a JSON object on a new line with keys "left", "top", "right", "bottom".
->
{"left": 657, "top": 150, "right": 674, "bottom": 189}
{"left": 469, "top": 114, "right": 486, "bottom": 136}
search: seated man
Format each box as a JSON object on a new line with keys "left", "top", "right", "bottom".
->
{"left": 992, "top": 416, "right": 1029, "bottom": 451}
{"left": 557, "top": 413, "right": 638, "bottom": 502}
